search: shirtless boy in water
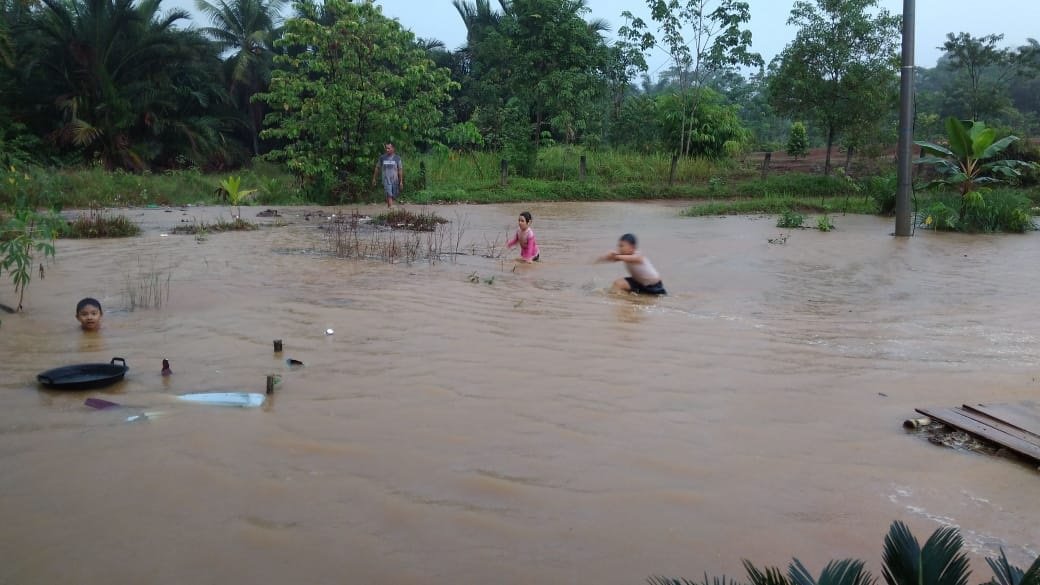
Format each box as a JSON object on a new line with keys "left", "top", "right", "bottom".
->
{"left": 76, "top": 297, "right": 103, "bottom": 331}
{"left": 598, "top": 233, "right": 667, "bottom": 295}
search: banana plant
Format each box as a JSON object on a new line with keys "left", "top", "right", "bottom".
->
{"left": 218, "top": 175, "right": 257, "bottom": 219}
{"left": 915, "top": 118, "right": 1035, "bottom": 212}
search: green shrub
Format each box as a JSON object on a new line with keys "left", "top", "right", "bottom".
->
{"left": 777, "top": 210, "right": 805, "bottom": 228}
{"left": 860, "top": 174, "right": 897, "bottom": 214}
{"left": 786, "top": 122, "right": 809, "bottom": 159}
{"left": 920, "top": 190, "right": 1035, "bottom": 233}
{"left": 920, "top": 200, "right": 959, "bottom": 231}
{"left": 816, "top": 214, "right": 834, "bottom": 231}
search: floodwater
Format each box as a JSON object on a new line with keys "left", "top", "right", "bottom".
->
{"left": 1, "top": 203, "right": 1037, "bottom": 585}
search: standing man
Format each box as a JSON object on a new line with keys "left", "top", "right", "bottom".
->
{"left": 372, "top": 143, "right": 404, "bottom": 208}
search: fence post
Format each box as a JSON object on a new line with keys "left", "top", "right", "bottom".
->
{"left": 668, "top": 154, "right": 678, "bottom": 186}
{"left": 761, "top": 152, "right": 772, "bottom": 180}
{"left": 579, "top": 154, "right": 587, "bottom": 181}
{"left": 419, "top": 160, "right": 427, "bottom": 190}
{"left": 500, "top": 159, "right": 508, "bottom": 187}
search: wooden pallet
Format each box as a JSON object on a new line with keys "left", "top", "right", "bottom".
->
{"left": 916, "top": 401, "right": 1040, "bottom": 462}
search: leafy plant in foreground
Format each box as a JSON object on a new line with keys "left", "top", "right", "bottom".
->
{"left": 648, "top": 521, "right": 1040, "bottom": 585}
{"left": 0, "top": 201, "right": 63, "bottom": 311}
{"left": 816, "top": 215, "right": 834, "bottom": 232}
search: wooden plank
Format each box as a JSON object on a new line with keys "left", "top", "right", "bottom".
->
{"left": 956, "top": 406, "right": 1040, "bottom": 448}
{"left": 916, "top": 407, "right": 1040, "bottom": 462}
{"left": 969, "top": 402, "right": 1040, "bottom": 437}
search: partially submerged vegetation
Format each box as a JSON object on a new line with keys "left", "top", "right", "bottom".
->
{"left": 62, "top": 205, "right": 140, "bottom": 238}
{"left": 372, "top": 208, "right": 449, "bottom": 231}
{"left": 171, "top": 217, "right": 257, "bottom": 235}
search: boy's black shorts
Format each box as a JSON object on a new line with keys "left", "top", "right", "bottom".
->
{"left": 625, "top": 277, "right": 667, "bottom": 295}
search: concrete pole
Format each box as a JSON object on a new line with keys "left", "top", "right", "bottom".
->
{"left": 894, "top": 0, "right": 916, "bottom": 236}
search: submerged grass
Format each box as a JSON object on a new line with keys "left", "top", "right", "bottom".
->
{"left": 372, "top": 208, "right": 449, "bottom": 231}
{"left": 124, "top": 258, "right": 171, "bottom": 311}
{"left": 62, "top": 205, "right": 141, "bottom": 238}
{"left": 171, "top": 217, "right": 257, "bottom": 235}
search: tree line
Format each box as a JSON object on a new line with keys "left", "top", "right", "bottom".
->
{"left": 1, "top": 0, "right": 1038, "bottom": 190}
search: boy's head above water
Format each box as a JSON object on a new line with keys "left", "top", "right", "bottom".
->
{"left": 76, "top": 297, "right": 103, "bottom": 331}
{"left": 518, "top": 211, "right": 532, "bottom": 230}
{"left": 618, "top": 233, "right": 638, "bottom": 255}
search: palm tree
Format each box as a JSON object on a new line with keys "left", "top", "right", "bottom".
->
{"left": 33, "top": 0, "right": 231, "bottom": 169}
{"left": 195, "top": 0, "right": 285, "bottom": 156}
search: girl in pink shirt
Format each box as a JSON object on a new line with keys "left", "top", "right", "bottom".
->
{"left": 507, "top": 211, "right": 540, "bottom": 263}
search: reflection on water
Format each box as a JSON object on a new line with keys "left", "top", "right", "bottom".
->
{"left": 1, "top": 204, "right": 1038, "bottom": 585}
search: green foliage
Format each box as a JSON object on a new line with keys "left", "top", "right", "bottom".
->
{"left": 444, "top": 121, "right": 485, "bottom": 152}
{"left": 257, "top": 0, "right": 455, "bottom": 194}
{"left": 916, "top": 118, "right": 1036, "bottom": 198}
{"left": 218, "top": 175, "right": 257, "bottom": 218}
{"left": 816, "top": 214, "right": 834, "bottom": 231}
{"left": 26, "top": 0, "right": 235, "bottom": 170}
{"left": 937, "top": 33, "right": 1015, "bottom": 123}
{"left": 919, "top": 191, "right": 1034, "bottom": 233}
{"left": 619, "top": 0, "right": 763, "bottom": 157}
{"left": 768, "top": 0, "right": 900, "bottom": 175}
{"left": 195, "top": 0, "right": 285, "bottom": 156}
{"left": 860, "top": 174, "right": 898, "bottom": 214}
{"left": 0, "top": 195, "right": 63, "bottom": 311}
{"left": 454, "top": 0, "right": 610, "bottom": 151}
{"left": 777, "top": 209, "right": 805, "bottom": 228}
{"left": 787, "top": 122, "right": 810, "bottom": 159}
{"left": 684, "top": 196, "right": 878, "bottom": 216}
{"left": 656, "top": 89, "right": 752, "bottom": 158}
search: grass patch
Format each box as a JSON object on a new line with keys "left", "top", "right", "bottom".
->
{"left": 372, "top": 208, "right": 449, "bottom": 231}
{"left": 683, "top": 195, "right": 879, "bottom": 216}
{"left": 171, "top": 217, "right": 258, "bottom": 235}
{"left": 62, "top": 206, "right": 141, "bottom": 238}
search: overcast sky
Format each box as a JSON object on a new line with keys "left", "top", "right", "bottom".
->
{"left": 171, "top": 0, "right": 1037, "bottom": 73}
{"left": 372, "top": 0, "right": 1037, "bottom": 72}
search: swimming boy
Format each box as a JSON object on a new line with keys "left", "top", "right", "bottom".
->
{"left": 76, "top": 297, "right": 103, "bottom": 331}
{"left": 372, "top": 143, "right": 404, "bottom": 208}
{"left": 598, "top": 234, "right": 667, "bottom": 295}
{"left": 506, "top": 211, "right": 540, "bottom": 263}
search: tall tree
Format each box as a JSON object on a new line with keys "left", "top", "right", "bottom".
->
{"left": 619, "top": 0, "right": 762, "bottom": 158}
{"left": 937, "top": 33, "right": 1015, "bottom": 122}
{"left": 256, "top": 0, "right": 455, "bottom": 196}
{"left": 454, "top": 0, "right": 610, "bottom": 164}
{"left": 196, "top": 0, "right": 285, "bottom": 156}
{"left": 768, "top": 0, "right": 899, "bottom": 175}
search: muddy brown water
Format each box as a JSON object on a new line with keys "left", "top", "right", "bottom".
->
{"left": 1, "top": 203, "right": 1037, "bottom": 585}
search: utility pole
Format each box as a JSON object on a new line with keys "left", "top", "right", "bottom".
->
{"left": 894, "top": 0, "right": 915, "bottom": 236}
